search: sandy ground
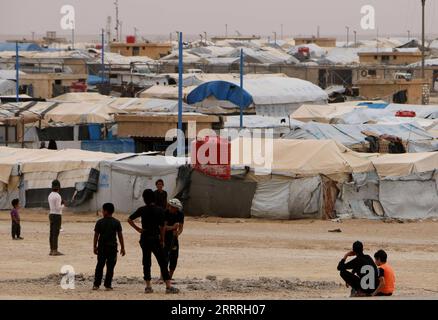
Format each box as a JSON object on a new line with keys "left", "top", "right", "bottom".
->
{"left": 1, "top": 209, "right": 438, "bottom": 300}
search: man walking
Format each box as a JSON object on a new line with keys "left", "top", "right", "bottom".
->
{"left": 48, "top": 179, "right": 64, "bottom": 256}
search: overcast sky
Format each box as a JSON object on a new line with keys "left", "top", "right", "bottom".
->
{"left": 1, "top": 0, "right": 437, "bottom": 39}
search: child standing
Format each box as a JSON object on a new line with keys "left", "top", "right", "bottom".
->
{"left": 93, "top": 203, "right": 125, "bottom": 291}
{"left": 154, "top": 179, "right": 168, "bottom": 210}
{"left": 11, "top": 199, "right": 23, "bottom": 240}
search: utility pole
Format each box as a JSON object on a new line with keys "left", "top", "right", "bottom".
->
{"left": 421, "top": 0, "right": 426, "bottom": 80}
{"left": 134, "top": 27, "right": 138, "bottom": 41}
{"left": 106, "top": 16, "right": 112, "bottom": 44}
{"left": 281, "top": 24, "right": 284, "bottom": 40}
{"left": 31, "top": 31, "right": 35, "bottom": 41}
{"left": 120, "top": 21, "right": 123, "bottom": 42}
{"left": 114, "top": 0, "right": 119, "bottom": 41}
{"left": 407, "top": 30, "right": 411, "bottom": 41}
{"left": 421, "top": 0, "right": 427, "bottom": 105}
{"left": 177, "top": 31, "right": 183, "bottom": 157}
{"left": 71, "top": 20, "right": 75, "bottom": 50}
{"left": 353, "top": 30, "right": 357, "bottom": 47}
{"left": 225, "top": 24, "right": 228, "bottom": 37}
{"left": 345, "top": 26, "right": 350, "bottom": 47}
{"left": 273, "top": 31, "right": 277, "bottom": 45}
{"left": 317, "top": 25, "right": 320, "bottom": 38}
{"left": 15, "top": 42, "right": 19, "bottom": 103}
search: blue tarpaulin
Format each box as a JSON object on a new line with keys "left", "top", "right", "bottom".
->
{"left": 357, "top": 102, "right": 389, "bottom": 109}
{"left": 0, "top": 43, "right": 44, "bottom": 52}
{"left": 187, "top": 80, "right": 253, "bottom": 109}
{"left": 81, "top": 139, "right": 135, "bottom": 154}
{"left": 87, "top": 75, "right": 108, "bottom": 85}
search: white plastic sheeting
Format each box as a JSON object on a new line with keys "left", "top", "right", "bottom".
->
{"left": 0, "top": 80, "right": 15, "bottom": 95}
{"left": 251, "top": 176, "right": 322, "bottom": 220}
{"left": 320, "top": 48, "right": 361, "bottom": 65}
{"left": 379, "top": 176, "right": 438, "bottom": 219}
{"left": 96, "top": 155, "right": 187, "bottom": 213}
{"left": 242, "top": 77, "right": 328, "bottom": 116}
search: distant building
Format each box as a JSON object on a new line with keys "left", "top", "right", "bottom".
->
{"left": 294, "top": 37, "right": 337, "bottom": 47}
{"left": 115, "top": 113, "right": 220, "bottom": 152}
{"left": 358, "top": 50, "right": 422, "bottom": 66}
{"left": 109, "top": 42, "right": 172, "bottom": 59}
{"left": 42, "top": 31, "right": 67, "bottom": 45}
{"left": 20, "top": 73, "right": 87, "bottom": 99}
{"left": 357, "top": 78, "right": 429, "bottom": 104}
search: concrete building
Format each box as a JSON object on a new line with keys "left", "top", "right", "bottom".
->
{"left": 20, "top": 73, "right": 87, "bottom": 99}
{"left": 357, "top": 78, "right": 429, "bottom": 104}
{"left": 294, "top": 37, "right": 337, "bottom": 47}
{"left": 358, "top": 51, "right": 422, "bottom": 66}
{"left": 109, "top": 42, "right": 172, "bottom": 59}
{"left": 115, "top": 113, "right": 220, "bottom": 152}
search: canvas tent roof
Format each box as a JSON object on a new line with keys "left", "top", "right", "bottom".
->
{"left": 23, "top": 101, "right": 125, "bottom": 125}
{"left": 372, "top": 152, "right": 438, "bottom": 177}
{"left": 230, "top": 138, "right": 373, "bottom": 176}
{"left": 114, "top": 97, "right": 195, "bottom": 113}
{"left": 50, "top": 92, "right": 110, "bottom": 102}
{"left": 291, "top": 103, "right": 364, "bottom": 123}
{"left": 0, "top": 147, "right": 125, "bottom": 184}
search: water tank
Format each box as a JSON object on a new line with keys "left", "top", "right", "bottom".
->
{"left": 126, "top": 35, "right": 136, "bottom": 43}
{"left": 191, "top": 136, "right": 231, "bottom": 180}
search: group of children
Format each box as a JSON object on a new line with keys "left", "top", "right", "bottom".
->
{"left": 338, "top": 241, "right": 396, "bottom": 297}
{"left": 92, "top": 179, "right": 183, "bottom": 294}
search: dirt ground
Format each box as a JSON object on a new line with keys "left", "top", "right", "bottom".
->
{"left": 1, "top": 209, "right": 438, "bottom": 300}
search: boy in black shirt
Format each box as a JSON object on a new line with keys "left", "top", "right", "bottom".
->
{"left": 128, "top": 189, "right": 179, "bottom": 294}
{"left": 154, "top": 179, "right": 168, "bottom": 210}
{"left": 337, "top": 241, "right": 379, "bottom": 297}
{"left": 93, "top": 203, "right": 125, "bottom": 290}
{"left": 164, "top": 198, "right": 184, "bottom": 280}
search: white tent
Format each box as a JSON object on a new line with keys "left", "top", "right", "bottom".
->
{"left": 96, "top": 155, "right": 187, "bottom": 213}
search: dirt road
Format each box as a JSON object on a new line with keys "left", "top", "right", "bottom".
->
{"left": 1, "top": 209, "right": 438, "bottom": 299}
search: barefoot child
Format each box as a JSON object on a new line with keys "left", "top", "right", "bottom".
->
{"left": 11, "top": 199, "right": 23, "bottom": 240}
{"left": 93, "top": 203, "right": 125, "bottom": 291}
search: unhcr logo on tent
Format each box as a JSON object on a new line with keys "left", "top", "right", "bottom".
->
{"left": 164, "top": 122, "right": 274, "bottom": 175}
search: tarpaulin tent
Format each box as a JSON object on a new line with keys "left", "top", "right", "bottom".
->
{"left": 284, "top": 122, "right": 438, "bottom": 152}
{"left": 188, "top": 77, "right": 328, "bottom": 116}
{"left": 96, "top": 155, "right": 187, "bottom": 213}
{"left": 0, "top": 147, "right": 126, "bottom": 210}
{"left": 336, "top": 152, "right": 438, "bottom": 220}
